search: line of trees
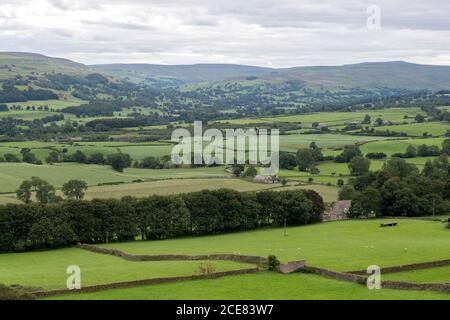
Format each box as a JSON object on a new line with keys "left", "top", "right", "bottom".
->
{"left": 0, "top": 83, "right": 58, "bottom": 103}
{"left": 0, "top": 188, "right": 324, "bottom": 252}
{"left": 280, "top": 139, "right": 450, "bottom": 175}
{"left": 341, "top": 156, "right": 450, "bottom": 218}
{"left": 16, "top": 177, "right": 88, "bottom": 204}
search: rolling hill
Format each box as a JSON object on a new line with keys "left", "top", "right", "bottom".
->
{"left": 91, "top": 60, "right": 450, "bottom": 91}
{"left": 90, "top": 63, "right": 275, "bottom": 85}
{"left": 1, "top": 52, "right": 449, "bottom": 91}
{"left": 269, "top": 61, "right": 450, "bottom": 90}
{"left": 0, "top": 52, "right": 89, "bottom": 80}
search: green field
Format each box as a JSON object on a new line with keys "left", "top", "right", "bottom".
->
{"left": 100, "top": 219, "right": 450, "bottom": 271}
{"left": 5, "top": 97, "right": 84, "bottom": 110}
{"left": 0, "top": 177, "right": 338, "bottom": 205}
{"left": 0, "top": 141, "right": 176, "bottom": 162}
{"left": 375, "top": 122, "right": 449, "bottom": 137}
{"left": 0, "top": 163, "right": 227, "bottom": 193}
{"left": 0, "top": 248, "right": 248, "bottom": 290}
{"left": 48, "top": 272, "right": 450, "bottom": 300}
{"left": 360, "top": 138, "right": 446, "bottom": 156}
{"left": 278, "top": 156, "right": 437, "bottom": 186}
{"left": 216, "top": 108, "right": 426, "bottom": 127}
{"left": 279, "top": 134, "right": 392, "bottom": 151}
{"left": 0, "top": 219, "right": 448, "bottom": 300}
{"left": 383, "top": 265, "right": 450, "bottom": 284}
{"left": 83, "top": 178, "right": 276, "bottom": 199}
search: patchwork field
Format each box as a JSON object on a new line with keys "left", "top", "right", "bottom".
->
{"left": 0, "top": 176, "right": 339, "bottom": 204}
{"left": 383, "top": 265, "right": 450, "bottom": 284}
{"left": 216, "top": 108, "right": 426, "bottom": 127}
{"left": 83, "top": 178, "right": 279, "bottom": 199}
{"left": 279, "top": 134, "right": 391, "bottom": 151}
{"left": 359, "top": 138, "right": 446, "bottom": 156}
{"left": 0, "top": 141, "right": 176, "bottom": 162}
{"left": 47, "top": 272, "right": 450, "bottom": 300}
{"left": 5, "top": 97, "right": 84, "bottom": 110}
{"left": 1, "top": 219, "right": 448, "bottom": 300}
{"left": 0, "top": 163, "right": 227, "bottom": 193}
{"left": 0, "top": 248, "right": 248, "bottom": 290}
{"left": 99, "top": 219, "right": 450, "bottom": 271}
{"left": 375, "top": 122, "right": 449, "bottom": 137}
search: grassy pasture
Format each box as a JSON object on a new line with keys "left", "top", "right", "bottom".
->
{"left": 0, "top": 141, "right": 176, "bottom": 162}
{"left": 216, "top": 108, "right": 425, "bottom": 127}
{"left": 0, "top": 110, "right": 55, "bottom": 120}
{"left": 0, "top": 163, "right": 227, "bottom": 193}
{"left": 0, "top": 177, "right": 338, "bottom": 204}
{"left": 278, "top": 160, "right": 385, "bottom": 186}
{"left": 100, "top": 219, "right": 450, "bottom": 272}
{"left": 83, "top": 178, "right": 278, "bottom": 199}
{"left": 383, "top": 265, "right": 450, "bottom": 284}
{"left": 360, "top": 138, "right": 446, "bottom": 156}
{"left": 0, "top": 248, "right": 248, "bottom": 290}
{"left": 279, "top": 134, "right": 391, "bottom": 151}
{"left": 47, "top": 271, "right": 450, "bottom": 300}
{"left": 5, "top": 97, "right": 84, "bottom": 110}
{"left": 83, "top": 179, "right": 338, "bottom": 202}
{"left": 0, "top": 219, "right": 447, "bottom": 300}
{"left": 375, "top": 122, "right": 449, "bottom": 137}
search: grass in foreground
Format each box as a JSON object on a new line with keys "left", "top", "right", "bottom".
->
{"left": 45, "top": 272, "right": 450, "bottom": 300}
{"left": 101, "top": 219, "right": 450, "bottom": 271}
{"left": 0, "top": 248, "right": 249, "bottom": 290}
{"left": 383, "top": 265, "right": 450, "bottom": 284}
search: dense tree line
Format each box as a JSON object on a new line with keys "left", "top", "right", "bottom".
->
{"left": 0, "top": 83, "right": 58, "bottom": 103}
{"left": 341, "top": 154, "right": 450, "bottom": 218}
{"left": 63, "top": 100, "right": 123, "bottom": 117}
{"left": 0, "top": 188, "right": 324, "bottom": 252}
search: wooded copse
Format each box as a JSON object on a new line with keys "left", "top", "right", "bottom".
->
{"left": 0, "top": 188, "right": 324, "bottom": 252}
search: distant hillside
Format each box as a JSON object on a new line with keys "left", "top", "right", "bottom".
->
{"left": 92, "top": 61, "right": 450, "bottom": 90}
{"left": 0, "top": 52, "right": 89, "bottom": 80}
{"left": 267, "top": 61, "right": 450, "bottom": 90}
{"left": 90, "top": 63, "right": 275, "bottom": 85}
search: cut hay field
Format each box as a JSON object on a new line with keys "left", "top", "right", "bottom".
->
{"left": 0, "top": 177, "right": 339, "bottom": 205}
{"left": 83, "top": 179, "right": 338, "bottom": 202}
{"left": 0, "top": 248, "right": 248, "bottom": 291}
{"left": 0, "top": 163, "right": 227, "bottom": 193}
{"left": 47, "top": 271, "right": 450, "bottom": 300}
{"left": 100, "top": 219, "right": 450, "bottom": 272}
{"left": 83, "top": 178, "right": 279, "bottom": 199}
{"left": 0, "top": 141, "right": 176, "bottom": 162}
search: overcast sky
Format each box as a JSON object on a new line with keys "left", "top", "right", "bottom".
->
{"left": 0, "top": 0, "right": 449, "bottom": 67}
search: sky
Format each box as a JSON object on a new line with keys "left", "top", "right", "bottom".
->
{"left": 0, "top": 0, "right": 449, "bottom": 67}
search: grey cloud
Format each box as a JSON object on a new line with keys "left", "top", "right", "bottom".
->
{"left": 0, "top": 0, "right": 449, "bottom": 66}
